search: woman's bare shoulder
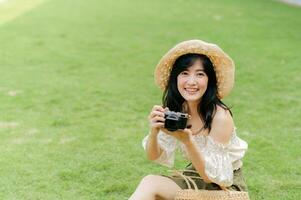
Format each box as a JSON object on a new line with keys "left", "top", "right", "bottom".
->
{"left": 214, "top": 105, "right": 233, "bottom": 121}
{"left": 209, "top": 105, "right": 234, "bottom": 143}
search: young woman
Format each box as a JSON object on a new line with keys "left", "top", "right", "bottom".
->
{"left": 129, "top": 40, "right": 248, "bottom": 200}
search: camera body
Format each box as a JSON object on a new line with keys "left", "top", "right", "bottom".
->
{"left": 164, "top": 111, "right": 189, "bottom": 131}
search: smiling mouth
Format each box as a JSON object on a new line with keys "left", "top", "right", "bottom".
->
{"left": 185, "top": 88, "right": 199, "bottom": 93}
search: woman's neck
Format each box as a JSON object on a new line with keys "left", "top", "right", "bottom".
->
{"left": 185, "top": 101, "right": 200, "bottom": 117}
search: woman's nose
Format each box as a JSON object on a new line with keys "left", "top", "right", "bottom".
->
{"left": 187, "top": 76, "right": 197, "bottom": 84}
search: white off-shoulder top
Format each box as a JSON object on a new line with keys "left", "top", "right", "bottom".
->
{"left": 142, "top": 127, "right": 248, "bottom": 187}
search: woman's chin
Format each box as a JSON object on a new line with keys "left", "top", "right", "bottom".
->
{"left": 183, "top": 96, "right": 202, "bottom": 102}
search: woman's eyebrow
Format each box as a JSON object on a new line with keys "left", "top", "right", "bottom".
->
{"left": 185, "top": 68, "right": 205, "bottom": 72}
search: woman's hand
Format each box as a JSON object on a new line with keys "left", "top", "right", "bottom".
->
{"left": 148, "top": 105, "right": 169, "bottom": 134}
{"left": 161, "top": 128, "right": 193, "bottom": 145}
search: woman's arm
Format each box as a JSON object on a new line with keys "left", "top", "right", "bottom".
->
{"left": 145, "top": 105, "right": 168, "bottom": 161}
{"left": 182, "top": 139, "right": 212, "bottom": 183}
{"left": 145, "top": 129, "right": 163, "bottom": 161}
{"left": 184, "top": 107, "right": 234, "bottom": 183}
{"left": 162, "top": 107, "right": 234, "bottom": 184}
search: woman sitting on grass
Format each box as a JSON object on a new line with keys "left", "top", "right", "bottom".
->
{"left": 129, "top": 40, "right": 248, "bottom": 200}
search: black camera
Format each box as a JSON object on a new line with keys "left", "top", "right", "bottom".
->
{"left": 164, "top": 111, "right": 189, "bottom": 131}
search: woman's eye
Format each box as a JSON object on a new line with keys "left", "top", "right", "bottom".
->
{"left": 181, "top": 72, "right": 189, "bottom": 75}
{"left": 197, "top": 73, "right": 205, "bottom": 76}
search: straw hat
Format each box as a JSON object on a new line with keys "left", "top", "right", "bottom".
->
{"left": 154, "top": 39, "right": 235, "bottom": 99}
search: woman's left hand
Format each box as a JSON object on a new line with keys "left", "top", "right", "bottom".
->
{"left": 161, "top": 128, "right": 193, "bottom": 144}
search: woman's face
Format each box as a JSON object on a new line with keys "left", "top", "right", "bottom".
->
{"left": 177, "top": 59, "right": 208, "bottom": 103}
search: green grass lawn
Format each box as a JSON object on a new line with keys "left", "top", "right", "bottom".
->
{"left": 0, "top": 0, "right": 300, "bottom": 199}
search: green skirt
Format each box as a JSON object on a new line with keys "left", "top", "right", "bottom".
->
{"left": 163, "top": 163, "right": 248, "bottom": 191}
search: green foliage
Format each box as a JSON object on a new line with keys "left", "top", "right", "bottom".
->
{"left": 0, "top": 0, "right": 300, "bottom": 199}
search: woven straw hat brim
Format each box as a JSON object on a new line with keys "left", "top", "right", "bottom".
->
{"left": 154, "top": 39, "right": 235, "bottom": 99}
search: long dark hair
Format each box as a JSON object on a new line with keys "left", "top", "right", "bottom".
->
{"left": 162, "top": 53, "right": 232, "bottom": 131}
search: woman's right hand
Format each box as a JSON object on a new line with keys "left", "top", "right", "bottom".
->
{"left": 148, "top": 105, "right": 168, "bottom": 134}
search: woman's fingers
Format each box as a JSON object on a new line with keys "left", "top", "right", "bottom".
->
{"left": 149, "top": 105, "right": 168, "bottom": 129}
{"left": 151, "top": 116, "right": 165, "bottom": 123}
{"left": 183, "top": 128, "right": 193, "bottom": 135}
{"left": 150, "top": 111, "right": 165, "bottom": 119}
{"left": 152, "top": 105, "right": 165, "bottom": 112}
{"left": 148, "top": 105, "right": 165, "bottom": 120}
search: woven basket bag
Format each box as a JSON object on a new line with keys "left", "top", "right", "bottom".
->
{"left": 173, "top": 170, "right": 250, "bottom": 200}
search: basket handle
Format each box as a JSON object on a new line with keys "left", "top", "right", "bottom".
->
{"left": 169, "top": 170, "right": 230, "bottom": 191}
{"left": 171, "top": 170, "right": 198, "bottom": 190}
